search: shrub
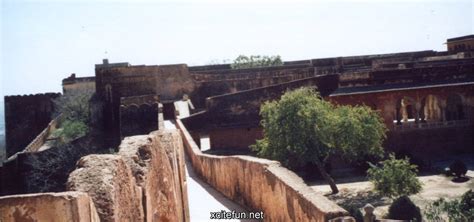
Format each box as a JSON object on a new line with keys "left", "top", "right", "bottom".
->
{"left": 460, "top": 189, "right": 474, "bottom": 220}
{"left": 344, "top": 205, "right": 363, "bottom": 222}
{"left": 387, "top": 196, "right": 422, "bottom": 222}
{"left": 450, "top": 160, "right": 468, "bottom": 178}
{"left": 425, "top": 190, "right": 474, "bottom": 221}
{"left": 52, "top": 120, "right": 88, "bottom": 144}
{"left": 367, "top": 154, "right": 422, "bottom": 199}
{"left": 231, "top": 55, "right": 283, "bottom": 69}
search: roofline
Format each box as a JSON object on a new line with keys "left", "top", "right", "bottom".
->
{"left": 447, "top": 34, "right": 474, "bottom": 43}
{"left": 330, "top": 81, "right": 474, "bottom": 97}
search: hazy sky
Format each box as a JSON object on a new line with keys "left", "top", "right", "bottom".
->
{"left": 1, "top": 0, "right": 472, "bottom": 96}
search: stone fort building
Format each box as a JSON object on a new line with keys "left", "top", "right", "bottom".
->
{"left": 4, "top": 34, "right": 474, "bottom": 160}
{"left": 1, "top": 34, "right": 473, "bottom": 222}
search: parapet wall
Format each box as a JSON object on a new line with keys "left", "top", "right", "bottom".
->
{"left": 176, "top": 119, "right": 351, "bottom": 221}
{"left": 0, "top": 191, "right": 100, "bottom": 222}
{"left": 22, "top": 114, "right": 62, "bottom": 153}
{"left": 67, "top": 130, "right": 189, "bottom": 222}
{"left": 185, "top": 75, "right": 339, "bottom": 131}
{"left": 4, "top": 93, "right": 61, "bottom": 158}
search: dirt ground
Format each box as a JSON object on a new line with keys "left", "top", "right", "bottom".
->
{"left": 309, "top": 158, "right": 474, "bottom": 218}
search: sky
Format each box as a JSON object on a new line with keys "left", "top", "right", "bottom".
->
{"left": 0, "top": 0, "right": 472, "bottom": 96}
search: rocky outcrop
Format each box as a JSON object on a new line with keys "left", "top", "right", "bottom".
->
{"left": 0, "top": 191, "right": 100, "bottom": 222}
{"left": 67, "top": 154, "right": 143, "bottom": 222}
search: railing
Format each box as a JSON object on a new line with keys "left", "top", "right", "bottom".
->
{"left": 23, "top": 114, "right": 63, "bottom": 153}
{"left": 393, "top": 119, "right": 473, "bottom": 131}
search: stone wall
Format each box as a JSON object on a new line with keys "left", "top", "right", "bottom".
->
{"left": 184, "top": 75, "right": 339, "bottom": 132}
{"left": 67, "top": 154, "right": 144, "bottom": 222}
{"left": 182, "top": 75, "right": 339, "bottom": 150}
{"left": 95, "top": 64, "right": 195, "bottom": 146}
{"left": 0, "top": 134, "right": 106, "bottom": 195}
{"left": 22, "top": 114, "right": 62, "bottom": 153}
{"left": 62, "top": 74, "right": 96, "bottom": 94}
{"left": 190, "top": 65, "right": 317, "bottom": 109}
{"left": 119, "top": 95, "right": 160, "bottom": 138}
{"left": 208, "top": 127, "right": 263, "bottom": 150}
{"left": 0, "top": 191, "right": 100, "bottom": 222}
{"left": 176, "top": 119, "right": 351, "bottom": 222}
{"left": 4, "top": 93, "right": 61, "bottom": 158}
{"left": 67, "top": 130, "right": 189, "bottom": 222}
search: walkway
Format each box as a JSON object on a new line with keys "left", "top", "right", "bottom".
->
{"left": 163, "top": 120, "right": 251, "bottom": 222}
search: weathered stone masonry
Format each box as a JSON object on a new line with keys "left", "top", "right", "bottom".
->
{"left": 177, "top": 119, "right": 351, "bottom": 222}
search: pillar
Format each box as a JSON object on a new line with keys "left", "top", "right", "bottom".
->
{"left": 363, "top": 204, "right": 375, "bottom": 222}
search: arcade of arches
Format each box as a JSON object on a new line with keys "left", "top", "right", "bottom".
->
{"left": 394, "top": 94, "right": 466, "bottom": 125}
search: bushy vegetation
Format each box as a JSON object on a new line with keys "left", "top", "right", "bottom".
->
{"left": 344, "top": 205, "right": 363, "bottom": 222}
{"left": 231, "top": 55, "right": 283, "bottom": 69}
{"left": 449, "top": 160, "right": 468, "bottom": 178}
{"left": 52, "top": 89, "right": 93, "bottom": 144}
{"left": 24, "top": 89, "right": 109, "bottom": 193}
{"left": 51, "top": 120, "right": 88, "bottom": 144}
{"left": 387, "top": 196, "right": 422, "bottom": 222}
{"left": 251, "top": 87, "right": 387, "bottom": 193}
{"left": 425, "top": 189, "right": 474, "bottom": 221}
{"left": 367, "top": 154, "right": 422, "bottom": 199}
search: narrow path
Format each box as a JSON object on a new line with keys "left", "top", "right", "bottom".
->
{"left": 163, "top": 120, "right": 251, "bottom": 222}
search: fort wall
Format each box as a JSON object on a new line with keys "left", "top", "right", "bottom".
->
{"left": 22, "top": 114, "right": 62, "bottom": 153}
{"left": 0, "top": 134, "right": 107, "bottom": 195}
{"left": 95, "top": 64, "right": 194, "bottom": 146}
{"left": 62, "top": 74, "right": 96, "bottom": 94}
{"left": 4, "top": 93, "right": 61, "bottom": 158}
{"left": 67, "top": 130, "right": 189, "bottom": 222}
{"left": 329, "top": 83, "right": 474, "bottom": 157}
{"left": 0, "top": 191, "right": 100, "bottom": 222}
{"left": 119, "top": 95, "right": 160, "bottom": 138}
{"left": 176, "top": 119, "right": 351, "bottom": 221}
{"left": 183, "top": 75, "right": 339, "bottom": 150}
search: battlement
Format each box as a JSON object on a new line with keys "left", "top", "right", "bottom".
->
{"left": 4, "top": 93, "right": 61, "bottom": 101}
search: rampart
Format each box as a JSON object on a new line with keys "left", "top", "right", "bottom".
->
{"left": 0, "top": 134, "right": 106, "bottom": 195}
{"left": 67, "top": 130, "right": 189, "bottom": 222}
{"left": 120, "top": 95, "right": 160, "bottom": 138}
{"left": 0, "top": 191, "right": 100, "bottom": 222}
{"left": 62, "top": 74, "right": 96, "bottom": 93}
{"left": 0, "top": 129, "right": 189, "bottom": 222}
{"left": 183, "top": 75, "right": 339, "bottom": 150}
{"left": 4, "top": 93, "right": 61, "bottom": 158}
{"left": 22, "top": 114, "right": 62, "bottom": 153}
{"left": 176, "top": 119, "right": 351, "bottom": 221}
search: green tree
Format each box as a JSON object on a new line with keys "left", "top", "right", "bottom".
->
{"left": 367, "top": 154, "right": 422, "bottom": 199}
{"left": 231, "top": 55, "right": 283, "bottom": 69}
{"left": 252, "top": 87, "right": 386, "bottom": 194}
{"left": 52, "top": 89, "right": 93, "bottom": 144}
